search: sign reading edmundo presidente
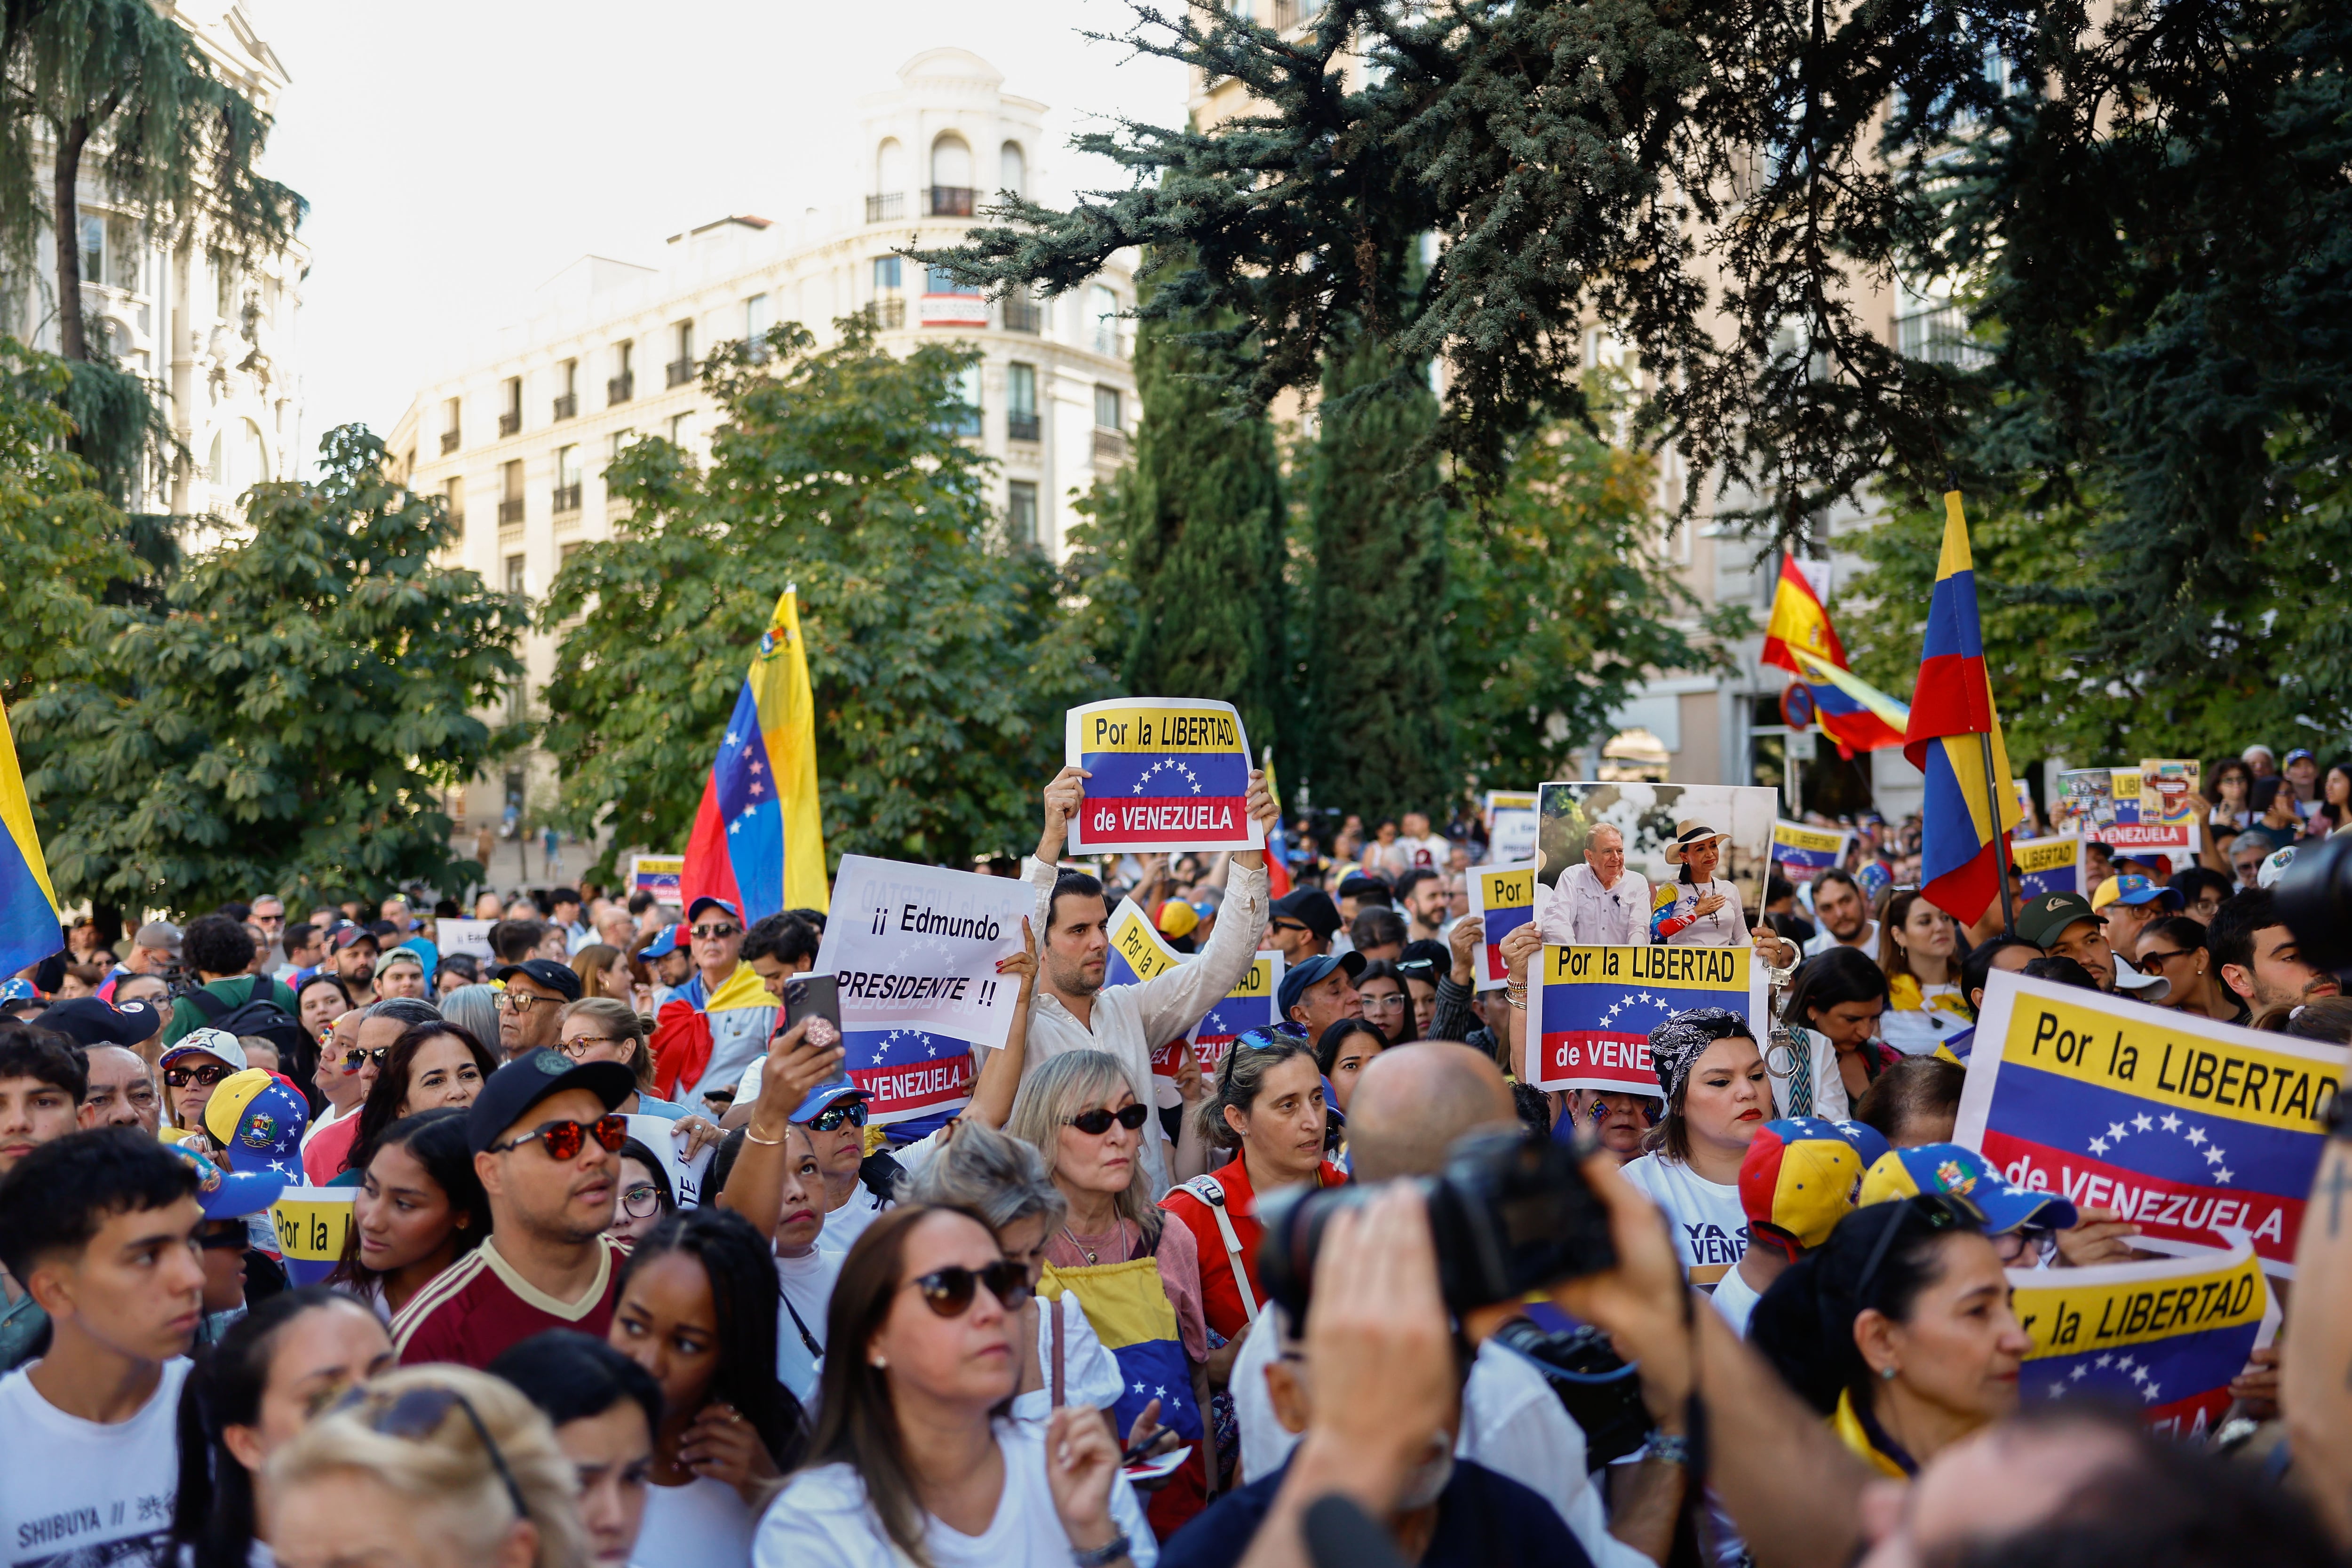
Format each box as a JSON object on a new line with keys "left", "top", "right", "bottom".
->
{"left": 1065, "top": 698, "right": 1262, "bottom": 855}
{"left": 1956, "top": 970, "right": 2344, "bottom": 1275}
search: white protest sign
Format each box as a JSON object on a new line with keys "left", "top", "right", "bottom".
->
{"left": 436, "top": 919, "right": 493, "bottom": 960}
{"left": 623, "top": 1114, "right": 717, "bottom": 1209}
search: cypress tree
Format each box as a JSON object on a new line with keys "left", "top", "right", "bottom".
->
{"left": 1301, "top": 329, "right": 1450, "bottom": 820}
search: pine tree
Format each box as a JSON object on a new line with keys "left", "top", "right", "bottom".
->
{"left": 1299, "top": 328, "right": 1450, "bottom": 819}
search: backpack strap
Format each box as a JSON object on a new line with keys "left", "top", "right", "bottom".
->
{"left": 187, "top": 986, "right": 233, "bottom": 1023}
{"left": 1177, "top": 1174, "right": 1259, "bottom": 1328}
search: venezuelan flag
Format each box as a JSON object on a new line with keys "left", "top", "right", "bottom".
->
{"left": 0, "top": 698, "right": 61, "bottom": 979}
{"left": 682, "top": 587, "right": 829, "bottom": 923}
{"left": 1041, "top": 1258, "right": 1205, "bottom": 1444}
{"left": 1902, "top": 493, "right": 2022, "bottom": 924}
{"left": 1762, "top": 557, "right": 1907, "bottom": 756}
{"left": 1259, "top": 748, "right": 1292, "bottom": 899}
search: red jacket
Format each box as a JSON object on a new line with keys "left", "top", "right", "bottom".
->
{"left": 1160, "top": 1152, "right": 1348, "bottom": 1341}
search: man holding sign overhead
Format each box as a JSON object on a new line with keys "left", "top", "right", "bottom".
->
{"left": 1024, "top": 706, "right": 1279, "bottom": 1198}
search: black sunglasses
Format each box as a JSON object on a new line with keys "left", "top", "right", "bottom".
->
{"left": 906, "top": 1260, "right": 1033, "bottom": 1319}
{"left": 331, "top": 1385, "right": 529, "bottom": 1520}
{"left": 1065, "top": 1104, "right": 1151, "bottom": 1136}
{"left": 808, "top": 1100, "right": 869, "bottom": 1132}
{"left": 165, "top": 1063, "right": 233, "bottom": 1089}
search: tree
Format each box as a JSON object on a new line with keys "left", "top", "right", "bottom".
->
{"left": 540, "top": 317, "right": 1107, "bottom": 879}
{"left": 1442, "top": 420, "right": 1746, "bottom": 793}
{"left": 1297, "top": 326, "right": 1450, "bottom": 818}
{"left": 16, "top": 426, "right": 526, "bottom": 916}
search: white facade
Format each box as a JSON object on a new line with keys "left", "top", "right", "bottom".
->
{"left": 388, "top": 48, "right": 1138, "bottom": 836}
{"left": 2, "top": 2, "right": 305, "bottom": 524}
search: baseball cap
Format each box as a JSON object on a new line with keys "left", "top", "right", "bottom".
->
{"left": 466, "top": 1049, "right": 635, "bottom": 1154}
{"left": 135, "top": 920, "right": 182, "bottom": 956}
{"left": 1277, "top": 950, "right": 1367, "bottom": 1019}
{"left": 40, "top": 996, "right": 162, "bottom": 1048}
{"left": 1270, "top": 887, "right": 1342, "bottom": 940}
{"left": 2285, "top": 747, "right": 2317, "bottom": 767}
{"left": 2090, "top": 874, "right": 2184, "bottom": 914}
{"left": 1740, "top": 1117, "right": 1892, "bottom": 1253}
{"left": 2258, "top": 845, "right": 2298, "bottom": 890}
{"left": 168, "top": 1143, "right": 288, "bottom": 1222}
{"left": 0, "top": 979, "right": 35, "bottom": 1004}
{"left": 328, "top": 923, "right": 380, "bottom": 954}
{"left": 1335, "top": 873, "right": 1389, "bottom": 901}
{"left": 1859, "top": 1143, "right": 2079, "bottom": 1233}
{"left": 2110, "top": 955, "right": 2170, "bottom": 1000}
{"left": 1156, "top": 900, "right": 1200, "bottom": 940}
{"left": 637, "top": 922, "right": 688, "bottom": 961}
{"left": 159, "top": 1028, "right": 249, "bottom": 1072}
{"left": 686, "top": 895, "right": 742, "bottom": 926}
{"left": 2014, "top": 890, "right": 2102, "bottom": 951}
{"left": 791, "top": 1079, "right": 869, "bottom": 1123}
{"left": 201, "top": 1069, "right": 310, "bottom": 1171}
{"left": 493, "top": 959, "right": 584, "bottom": 1002}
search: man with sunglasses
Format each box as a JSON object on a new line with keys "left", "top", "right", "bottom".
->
{"left": 646, "top": 895, "right": 778, "bottom": 1115}
{"left": 391, "top": 1049, "right": 636, "bottom": 1369}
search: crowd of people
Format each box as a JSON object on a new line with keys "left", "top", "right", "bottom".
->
{"left": 0, "top": 742, "right": 2342, "bottom": 1568}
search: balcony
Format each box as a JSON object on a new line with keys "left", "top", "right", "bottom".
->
{"left": 552, "top": 391, "right": 578, "bottom": 422}
{"left": 866, "top": 191, "right": 906, "bottom": 223}
{"left": 607, "top": 372, "right": 634, "bottom": 405}
{"left": 439, "top": 429, "right": 459, "bottom": 454}
{"left": 1002, "top": 292, "right": 1041, "bottom": 333}
{"left": 1008, "top": 412, "right": 1041, "bottom": 443}
{"left": 497, "top": 497, "right": 524, "bottom": 525}
{"left": 666, "top": 357, "right": 693, "bottom": 389}
{"left": 928, "top": 185, "right": 974, "bottom": 217}
{"left": 1092, "top": 428, "right": 1128, "bottom": 462}
{"left": 497, "top": 410, "right": 520, "bottom": 438}
{"left": 871, "top": 296, "right": 906, "bottom": 329}
{"left": 551, "top": 483, "right": 581, "bottom": 515}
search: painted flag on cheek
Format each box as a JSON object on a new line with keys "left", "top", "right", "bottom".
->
{"left": 1531, "top": 944, "right": 1766, "bottom": 1096}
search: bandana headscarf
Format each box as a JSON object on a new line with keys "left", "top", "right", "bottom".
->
{"left": 1646, "top": 1007, "right": 1751, "bottom": 1104}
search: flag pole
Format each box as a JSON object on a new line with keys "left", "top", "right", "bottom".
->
{"left": 1977, "top": 730, "right": 2017, "bottom": 939}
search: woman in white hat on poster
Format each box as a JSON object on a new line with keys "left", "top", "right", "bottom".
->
{"left": 1651, "top": 823, "right": 1798, "bottom": 967}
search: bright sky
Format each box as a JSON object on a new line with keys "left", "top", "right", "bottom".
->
{"left": 243, "top": 0, "right": 1189, "bottom": 467}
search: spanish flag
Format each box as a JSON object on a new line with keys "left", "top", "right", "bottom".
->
{"left": 0, "top": 698, "right": 60, "bottom": 979}
{"left": 1902, "top": 493, "right": 2022, "bottom": 924}
{"left": 681, "top": 586, "right": 829, "bottom": 922}
{"left": 1761, "top": 556, "right": 1906, "bottom": 756}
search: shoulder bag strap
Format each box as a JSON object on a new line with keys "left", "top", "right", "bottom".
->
{"left": 187, "top": 986, "right": 233, "bottom": 1022}
{"left": 1051, "top": 1292, "right": 1065, "bottom": 1408}
{"left": 781, "top": 1294, "right": 822, "bottom": 1358}
{"left": 1187, "top": 1176, "right": 1259, "bottom": 1328}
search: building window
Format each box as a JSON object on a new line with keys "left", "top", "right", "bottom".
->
{"left": 871, "top": 137, "right": 909, "bottom": 222}
{"left": 504, "top": 553, "right": 526, "bottom": 597}
{"left": 499, "top": 459, "right": 524, "bottom": 524}
{"left": 609, "top": 340, "right": 634, "bottom": 405}
{"left": 745, "top": 293, "right": 771, "bottom": 359}
{"left": 106, "top": 215, "right": 139, "bottom": 291}
{"left": 667, "top": 320, "right": 694, "bottom": 387}
{"left": 440, "top": 397, "right": 461, "bottom": 454}
{"left": 1000, "top": 142, "right": 1025, "bottom": 199}
{"left": 926, "top": 264, "right": 977, "bottom": 297}
{"left": 1090, "top": 285, "right": 1120, "bottom": 355}
{"left": 500, "top": 377, "right": 522, "bottom": 437}
{"left": 930, "top": 134, "right": 973, "bottom": 215}
{"left": 554, "top": 445, "right": 582, "bottom": 514}
{"left": 668, "top": 412, "right": 692, "bottom": 447}
{"left": 1007, "top": 362, "right": 1039, "bottom": 442}
{"left": 945, "top": 363, "right": 981, "bottom": 437}
{"left": 1007, "top": 480, "right": 1038, "bottom": 548}
{"left": 611, "top": 428, "right": 635, "bottom": 461}
{"left": 1094, "top": 385, "right": 1121, "bottom": 429}
{"left": 78, "top": 215, "right": 105, "bottom": 287}
{"left": 553, "top": 359, "right": 579, "bottom": 421}
{"left": 444, "top": 477, "right": 465, "bottom": 534}
{"left": 874, "top": 255, "right": 902, "bottom": 291}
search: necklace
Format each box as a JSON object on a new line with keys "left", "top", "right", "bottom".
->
{"left": 1061, "top": 1220, "right": 1132, "bottom": 1266}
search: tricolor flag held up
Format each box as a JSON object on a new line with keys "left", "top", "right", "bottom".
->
{"left": 1065, "top": 698, "right": 1261, "bottom": 855}
{"left": 1186, "top": 954, "right": 1282, "bottom": 1076}
{"left": 1956, "top": 971, "right": 2340, "bottom": 1275}
{"left": 2012, "top": 835, "right": 2082, "bottom": 899}
{"left": 1466, "top": 862, "right": 1536, "bottom": 990}
{"left": 0, "top": 696, "right": 61, "bottom": 977}
{"left": 2009, "top": 1234, "right": 2273, "bottom": 1437}
{"left": 1532, "top": 945, "right": 1767, "bottom": 1096}
{"left": 1770, "top": 820, "right": 1851, "bottom": 884}
{"left": 681, "top": 587, "right": 830, "bottom": 922}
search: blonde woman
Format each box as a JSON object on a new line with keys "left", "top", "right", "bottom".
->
{"left": 556, "top": 998, "right": 694, "bottom": 1119}
{"left": 265, "top": 1364, "right": 591, "bottom": 1568}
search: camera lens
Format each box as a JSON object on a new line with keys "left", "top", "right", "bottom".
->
{"left": 2277, "top": 834, "right": 2352, "bottom": 974}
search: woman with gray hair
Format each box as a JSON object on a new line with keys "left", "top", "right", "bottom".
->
{"left": 900, "top": 1122, "right": 1128, "bottom": 1429}
{"left": 438, "top": 984, "right": 502, "bottom": 1059}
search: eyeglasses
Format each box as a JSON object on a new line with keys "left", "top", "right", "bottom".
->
{"left": 199, "top": 1225, "right": 250, "bottom": 1251}
{"left": 807, "top": 1100, "right": 869, "bottom": 1133}
{"left": 558, "top": 1035, "right": 627, "bottom": 1057}
{"left": 619, "top": 1183, "right": 666, "bottom": 1219}
{"left": 904, "top": 1260, "right": 1033, "bottom": 1319}
{"left": 330, "top": 1385, "right": 530, "bottom": 1520}
{"left": 498, "top": 989, "right": 560, "bottom": 1013}
{"left": 1065, "top": 1103, "right": 1151, "bottom": 1136}
{"left": 2137, "top": 947, "right": 2196, "bottom": 970}
{"left": 692, "top": 923, "right": 741, "bottom": 940}
{"left": 487, "top": 1114, "right": 628, "bottom": 1161}
{"left": 1359, "top": 992, "right": 1407, "bottom": 1011}
{"left": 1270, "top": 919, "right": 1310, "bottom": 934}
{"left": 165, "top": 1063, "right": 233, "bottom": 1089}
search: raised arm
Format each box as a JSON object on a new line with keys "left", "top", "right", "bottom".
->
{"left": 717, "top": 1019, "right": 843, "bottom": 1240}
{"left": 962, "top": 919, "right": 1039, "bottom": 1130}
{"left": 1130, "top": 772, "right": 1278, "bottom": 1046}
{"left": 1500, "top": 922, "right": 1542, "bottom": 1081}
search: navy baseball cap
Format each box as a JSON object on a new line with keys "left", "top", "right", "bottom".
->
{"left": 1277, "top": 950, "right": 1367, "bottom": 1019}
{"left": 686, "top": 896, "right": 742, "bottom": 926}
{"left": 494, "top": 958, "right": 583, "bottom": 1002}
{"left": 791, "top": 1080, "right": 868, "bottom": 1123}
{"left": 467, "top": 1050, "right": 635, "bottom": 1155}
{"left": 1269, "top": 887, "right": 1341, "bottom": 939}
{"left": 637, "top": 922, "right": 687, "bottom": 961}
{"left": 41, "top": 995, "right": 163, "bottom": 1048}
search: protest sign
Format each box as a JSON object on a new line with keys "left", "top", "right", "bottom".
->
{"left": 270, "top": 1188, "right": 356, "bottom": 1287}
{"left": 1769, "top": 820, "right": 1850, "bottom": 883}
{"left": 1186, "top": 953, "right": 1282, "bottom": 1076}
{"left": 1466, "top": 861, "right": 1536, "bottom": 989}
{"left": 2060, "top": 767, "right": 2197, "bottom": 854}
{"left": 2012, "top": 835, "right": 2082, "bottom": 899}
{"left": 1955, "top": 971, "right": 2342, "bottom": 1274}
{"left": 2013, "top": 777, "right": 2037, "bottom": 834}
{"left": 1531, "top": 944, "right": 1767, "bottom": 1095}
{"left": 1064, "top": 698, "right": 1261, "bottom": 854}
{"left": 2009, "top": 1233, "right": 2273, "bottom": 1436}
{"left": 1107, "top": 897, "right": 1189, "bottom": 990}
{"left": 814, "top": 856, "right": 1032, "bottom": 1126}
{"left": 1484, "top": 791, "right": 1539, "bottom": 863}
{"left": 435, "top": 918, "right": 493, "bottom": 961}
{"left": 1537, "top": 781, "right": 1779, "bottom": 926}
{"left": 630, "top": 853, "right": 684, "bottom": 904}
{"left": 2139, "top": 758, "right": 2202, "bottom": 836}
{"left": 624, "top": 1114, "right": 717, "bottom": 1208}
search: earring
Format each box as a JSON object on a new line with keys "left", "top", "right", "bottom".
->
{"left": 870, "top": 1356, "right": 888, "bottom": 1370}
{"left": 1880, "top": 1365, "right": 1898, "bottom": 1381}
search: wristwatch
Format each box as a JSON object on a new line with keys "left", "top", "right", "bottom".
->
{"left": 1071, "top": 1530, "right": 1131, "bottom": 1568}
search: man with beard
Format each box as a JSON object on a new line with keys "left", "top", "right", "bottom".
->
{"left": 1801, "top": 869, "right": 1877, "bottom": 958}
{"left": 2210, "top": 888, "right": 2341, "bottom": 1025}
{"left": 326, "top": 924, "right": 380, "bottom": 1008}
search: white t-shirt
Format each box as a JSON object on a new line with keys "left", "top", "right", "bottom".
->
{"left": 1619, "top": 1154, "right": 1748, "bottom": 1291}
{"left": 1710, "top": 1261, "right": 1764, "bottom": 1337}
{"left": 0, "top": 1357, "right": 191, "bottom": 1567}
{"left": 752, "top": 1422, "right": 1157, "bottom": 1568}
{"left": 633, "top": 1476, "right": 756, "bottom": 1568}
{"left": 1802, "top": 921, "right": 1879, "bottom": 959}
{"left": 774, "top": 1247, "right": 841, "bottom": 1404}
{"left": 1009, "top": 1294, "right": 1126, "bottom": 1427}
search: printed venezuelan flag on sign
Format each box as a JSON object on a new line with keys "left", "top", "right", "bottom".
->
{"left": 1065, "top": 698, "right": 1260, "bottom": 854}
{"left": 1771, "top": 820, "right": 1851, "bottom": 883}
{"left": 1466, "top": 862, "right": 1536, "bottom": 990}
{"left": 2008, "top": 1235, "right": 2272, "bottom": 1437}
{"left": 2012, "top": 835, "right": 2082, "bottom": 899}
{"left": 1187, "top": 954, "right": 1281, "bottom": 1075}
{"left": 1532, "top": 945, "right": 1766, "bottom": 1096}
{"left": 1107, "top": 897, "right": 1188, "bottom": 991}
{"left": 1041, "top": 1259, "right": 1205, "bottom": 1444}
{"left": 1956, "top": 971, "right": 2340, "bottom": 1274}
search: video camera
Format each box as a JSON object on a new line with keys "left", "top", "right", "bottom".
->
{"left": 2277, "top": 834, "right": 2352, "bottom": 974}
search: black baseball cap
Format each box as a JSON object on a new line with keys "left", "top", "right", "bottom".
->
{"left": 1270, "top": 887, "right": 1341, "bottom": 940}
{"left": 494, "top": 959, "right": 584, "bottom": 1002}
{"left": 466, "top": 1049, "right": 635, "bottom": 1154}
{"left": 328, "top": 923, "right": 380, "bottom": 954}
{"left": 41, "top": 996, "right": 163, "bottom": 1048}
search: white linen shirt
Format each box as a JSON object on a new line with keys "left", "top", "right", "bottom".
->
{"left": 1535, "top": 864, "right": 1654, "bottom": 947}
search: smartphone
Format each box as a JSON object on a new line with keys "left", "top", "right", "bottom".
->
{"left": 781, "top": 973, "right": 852, "bottom": 1089}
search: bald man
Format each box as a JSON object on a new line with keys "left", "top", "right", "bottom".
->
{"left": 1235, "top": 1041, "right": 1677, "bottom": 1568}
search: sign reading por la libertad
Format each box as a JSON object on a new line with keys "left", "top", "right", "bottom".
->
{"left": 1065, "top": 698, "right": 1263, "bottom": 854}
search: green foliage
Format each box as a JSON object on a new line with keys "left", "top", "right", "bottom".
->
{"left": 16, "top": 426, "right": 526, "bottom": 916}
{"left": 1442, "top": 422, "right": 1745, "bottom": 793}
{"left": 540, "top": 318, "right": 1109, "bottom": 880}
{"left": 1298, "top": 328, "right": 1450, "bottom": 817}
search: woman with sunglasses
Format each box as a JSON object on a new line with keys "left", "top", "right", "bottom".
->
{"left": 335, "top": 1021, "right": 500, "bottom": 1183}
{"left": 332, "top": 1107, "right": 493, "bottom": 1321}
{"left": 606, "top": 1205, "right": 805, "bottom": 1567}
{"left": 607, "top": 1137, "right": 675, "bottom": 1247}
{"left": 159, "top": 1028, "right": 249, "bottom": 1147}
{"left": 171, "top": 1287, "right": 395, "bottom": 1568}
{"left": 753, "top": 1203, "right": 1154, "bottom": 1568}
{"left": 266, "top": 1365, "right": 591, "bottom": 1568}
{"left": 1749, "top": 1195, "right": 2034, "bottom": 1478}
{"left": 1351, "top": 959, "right": 1409, "bottom": 1047}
